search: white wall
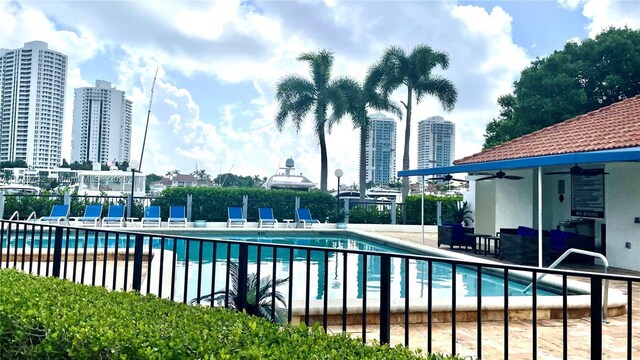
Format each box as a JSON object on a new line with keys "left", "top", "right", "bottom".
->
{"left": 604, "top": 162, "right": 640, "bottom": 271}
{"left": 474, "top": 180, "right": 496, "bottom": 235}
{"left": 495, "top": 169, "right": 535, "bottom": 232}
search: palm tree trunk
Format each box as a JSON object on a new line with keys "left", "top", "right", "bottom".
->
{"left": 359, "top": 120, "right": 367, "bottom": 200}
{"left": 319, "top": 130, "right": 328, "bottom": 191}
{"left": 401, "top": 88, "right": 413, "bottom": 204}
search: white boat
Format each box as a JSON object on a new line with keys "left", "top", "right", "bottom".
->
{"left": 0, "top": 184, "right": 41, "bottom": 195}
{"left": 76, "top": 170, "right": 146, "bottom": 197}
{"left": 365, "top": 187, "right": 402, "bottom": 203}
{"left": 263, "top": 158, "right": 316, "bottom": 191}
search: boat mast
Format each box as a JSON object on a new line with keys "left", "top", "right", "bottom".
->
{"left": 138, "top": 67, "right": 159, "bottom": 171}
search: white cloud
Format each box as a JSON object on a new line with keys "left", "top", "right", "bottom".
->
{"left": 581, "top": 0, "right": 640, "bottom": 37}
{"left": 6, "top": 0, "right": 600, "bottom": 187}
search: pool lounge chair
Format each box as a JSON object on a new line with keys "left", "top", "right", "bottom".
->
{"left": 168, "top": 206, "right": 187, "bottom": 228}
{"left": 258, "top": 207, "right": 278, "bottom": 228}
{"left": 296, "top": 208, "right": 320, "bottom": 229}
{"left": 39, "top": 204, "right": 70, "bottom": 225}
{"left": 227, "top": 207, "right": 246, "bottom": 228}
{"left": 141, "top": 206, "right": 162, "bottom": 228}
{"left": 101, "top": 205, "right": 126, "bottom": 227}
{"left": 72, "top": 204, "right": 103, "bottom": 227}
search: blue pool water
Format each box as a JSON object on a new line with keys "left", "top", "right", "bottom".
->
{"left": 2, "top": 230, "right": 558, "bottom": 303}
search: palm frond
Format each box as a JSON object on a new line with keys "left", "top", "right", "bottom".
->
{"left": 298, "top": 49, "right": 334, "bottom": 91}
{"left": 275, "top": 75, "right": 316, "bottom": 131}
{"left": 414, "top": 76, "right": 458, "bottom": 110}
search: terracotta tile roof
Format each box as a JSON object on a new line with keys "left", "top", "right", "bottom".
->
{"left": 455, "top": 95, "right": 640, "bottom": 165}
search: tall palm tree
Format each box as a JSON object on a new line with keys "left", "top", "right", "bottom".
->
{"left": 373, "top": 45, "right": 458, "bottom": 203}
{"left": 332, "top": 66, "right": 402, "bottom": 200}
{"left": 275, "top": 50, "right": 347, "bottom": 192}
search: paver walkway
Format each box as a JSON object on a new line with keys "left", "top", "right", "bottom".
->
{"left": 348, "top": 231, "right": 640, "bottom": 359}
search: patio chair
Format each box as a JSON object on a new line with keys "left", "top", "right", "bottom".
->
{"left": 227, "top": 207, "right": 246, "bottom": 228}
{"left": 141, "top": 206, "right": 162, "bottom": 228}
{"left": 101, "top": 205, "right": 125, "bottom": 227}
{"left": 72, "top": 204, "right": 102, "bottom": 227}
{"left": 296, "top": 208, "right": 320, "bottom": 229}
{"left": 258, "top": 207, "right": 277, "bottom": 228}
{"left": 39, "top": 204, "right": 70, "bottom": 225}
{"left": 168, "top": 206, "right": 187, "bottom": 228}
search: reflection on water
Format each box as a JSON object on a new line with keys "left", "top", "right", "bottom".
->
{"left": 2, "top": 232, "right": 557, "bottom": 304}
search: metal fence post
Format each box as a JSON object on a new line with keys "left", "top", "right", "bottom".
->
{"left": 391, "top": 198, "right": 396, "bottom": 225}
{"left": 380, "top": 254, "right": 391, "bottom": 344}
{"left": 237, "top": 243, "right": 249, "bottom": 313}
{"left": 591, "top": 276, "right": 603, "bottom": 360}
{"left": 0, "top": 191, "right": 4, "bottom": 219}
{"left": 186, "top": 194, "right": 192, "bottom": 222}
{"left": 242, "top": 195, "right": 248, "bottom": 221}
{"left": 132, "top": 234, "right": 144, "bottom": 291}
{"left": 52, "top": 227, "right": 63, "bottom": 278}
{"left": 295, "top": 197, "right": 300, "bottom": 221}
{"left": 437, "top": 201, "right": 442, "bottom": 225}
{"left": 64, "top": 191, "right": 70, "bottom": 206}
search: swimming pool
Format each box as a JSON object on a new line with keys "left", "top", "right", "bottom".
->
{"left": 2, "top": 229, "right": 559, "bottom": 303}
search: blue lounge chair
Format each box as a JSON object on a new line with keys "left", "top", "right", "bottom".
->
{"left": 258, "top": 208, "right": 277, "bottom": 228}
{"left": 72, "top": 204, "right": 102, "bottom": 227}
{"left": 168, "top": 206, "right": 187, "bottom": 228}
{"left": 296, "top": 208, "right": 320, "bottom": 229}
{"left": 102, "top": 205, "right": 125, "bottom": 227}
{"left": 142, "top": 206, "right": 161, "bottom": 227}
{"left": 227, "top": 207, "right": 246, "bottom": 228}
{"left": 39, "top": 204, "right": 70, "bottom": 225}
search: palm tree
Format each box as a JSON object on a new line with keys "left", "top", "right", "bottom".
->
{"left": 275, "top": 50, "right": 348, "bottom": 192}
{"left": 332, "top": 66, "right": 402, "bottom": 200}
{"left": 190, "top": 262, "right": 289, "bottom": 323}
{"left": 373, "top": 45, "right": 458, "bottom": 203}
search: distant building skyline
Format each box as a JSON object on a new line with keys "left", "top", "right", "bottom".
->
{"left": 0, "top": 41, "right": 68, "bottom": 169}
{"left": 363, "top": 113, "right": 397, "bottom": 185}
{"left": 71, "top": 80, "right": 132, "bottom": 165}
{"left": 417, "top": 116, "right": 455, "bottom": 170}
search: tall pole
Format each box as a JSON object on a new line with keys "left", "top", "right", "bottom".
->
{"left": 138, "top": 67, "right": 159, "bottom": 172}
{"left": 421, "top": 175, "right": 425, "bottom": 245}
{"left": 335, "top": 169, "right": 343, "bottom": 221}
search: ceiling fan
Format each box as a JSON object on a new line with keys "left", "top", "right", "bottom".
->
{"left": 544, "top": 165, "right": 608, "bottom": 176}
{"left": 430, "top": 174, "right": 468, "bottom": 183}
{"left": 475, "top": 170, "right": 524, "bottom": 181}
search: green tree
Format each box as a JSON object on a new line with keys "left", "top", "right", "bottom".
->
{"left": 332, "top": 65, "right": 402, "bottom": 200}
{"left": 165, "top": 169, "right": 180, "bottom": 177}
{"left": 192, "top": 169, "right": 212, "bottom": 186}
{"left": 374, "top": 45, "right": 458, "bottom": 202}
{"left": 484, "top": 27, "right": 640, "bottom": 148}
{"left": 275, "top": 49, "right": 348, "bottom": 192}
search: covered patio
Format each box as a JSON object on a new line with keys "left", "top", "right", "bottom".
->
{"left": 400, "top": 95, "right": 640, "bottom": 271}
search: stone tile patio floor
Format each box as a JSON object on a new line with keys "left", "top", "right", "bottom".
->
{"left": 325, "top": 231, "right": 640, "bottom": 359}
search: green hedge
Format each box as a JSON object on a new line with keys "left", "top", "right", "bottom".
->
{"left": 0, "top": 270, "right": 467, "bottom": 359}
{"left": 402, "top": 195, "right": 463, "bottom": 225}
{"left": 160, "top": 187, "right": 337, "bottom": 222}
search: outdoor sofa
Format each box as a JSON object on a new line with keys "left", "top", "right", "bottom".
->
{"left": 437, "top": 224, "right": 475, "bottom": 251}
{"left": 498, "top": 226, "right": 550, "bottom": 265}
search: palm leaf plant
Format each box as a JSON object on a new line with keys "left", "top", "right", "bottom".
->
{"left": 190, "top": 262, "right": 289, "bottom": 323}
{"left": 373, "top": 44, "right": 458, "bottom": 205}
{"left": 332, "top": 65, "right": 402, "bottom": 200}
{"left": 447, "top": 201, "right": 473, "bottom": 226}
{"left": 275, "top": 49, "right": 349, "bottom": 192}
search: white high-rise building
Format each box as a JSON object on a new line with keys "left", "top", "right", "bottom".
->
{"left": 417, "top": 116, "right": 455, "bottom": 170}
{"left": 362, "top": 113, "right": 396, "bottom": 185}
{"left": 0, "top": 41, "right": 68, "bottom": 168}
{"left": 71, "top": 80, "right": 132, "bottom": 165}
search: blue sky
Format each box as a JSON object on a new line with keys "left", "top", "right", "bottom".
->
{"left": 1, "top": 0, "right": 638, "bottom": 186}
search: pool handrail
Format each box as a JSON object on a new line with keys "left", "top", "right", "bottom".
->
{"left": 522, "top": 248, "right": 609, "bottom": 321}
{"left": 8, "top": 211, "right": 19, "bottom": 221}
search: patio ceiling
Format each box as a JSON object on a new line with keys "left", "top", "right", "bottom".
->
{"left": 398, "top": 146, "right": 640, "bottom": 177}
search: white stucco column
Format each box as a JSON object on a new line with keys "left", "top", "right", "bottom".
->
{"left": 538, "top": 166, "right": 543, "bottom": 267}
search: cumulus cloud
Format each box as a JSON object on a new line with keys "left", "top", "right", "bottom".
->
{"left": 7, "top": 0, "right": 636, "bottom": 186}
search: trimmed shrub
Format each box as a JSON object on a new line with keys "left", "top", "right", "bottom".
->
{"left": 0, "top": 270, "right": 464, "bottom": 359}
{"left": 403, "top": 195, "right": 463, "bottom": 225}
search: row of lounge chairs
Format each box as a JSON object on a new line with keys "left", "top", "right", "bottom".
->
{"left": 37, "top": 204, "right": 188, "bottom": 228}
{"left": 35, "top": 204, "right": 322, "bottom": 229}
{"left": 227, "top": 207, "right": 320, "bottom": 228}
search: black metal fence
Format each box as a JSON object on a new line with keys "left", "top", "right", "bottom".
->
{"left": 0, "top": 220, "right": 637, "bottom": 359}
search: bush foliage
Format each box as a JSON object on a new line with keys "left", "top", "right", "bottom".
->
{"left": 0, "top": 270, "right": 466, "bottom": 359}
{"left": 1, "top": 188, "right": 464, "bottom": 225}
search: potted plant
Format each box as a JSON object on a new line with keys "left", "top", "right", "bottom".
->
{"left": 450, "top": 201, "right": 474, "bottom": 226}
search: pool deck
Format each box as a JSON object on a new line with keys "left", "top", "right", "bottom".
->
{"left": 351, "top": 230, "right": 640, "bottom": 359}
